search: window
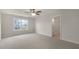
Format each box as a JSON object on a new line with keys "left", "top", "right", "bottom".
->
{"left": 14, "top": 17, "right": 28, "bottom": 30}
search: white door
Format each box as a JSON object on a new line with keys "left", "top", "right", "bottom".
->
{"left": 52, "top": 16, "right": 61, "bottom": 40}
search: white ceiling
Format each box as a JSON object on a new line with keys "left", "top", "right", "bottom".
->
{"left": 0, "top": 9, "right": 79, "bottom": 17}
{"left": 0, "top": 9, "right": 61, "bottom": 17}
{"left": 0, "top": 9, "right": 32, "bottom": 17}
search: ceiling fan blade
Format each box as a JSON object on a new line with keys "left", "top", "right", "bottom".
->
{"left": 36, "top": 11, "right": 42, "bottom": 13}
{"left": 24, "top": 9, "right": 42, "bottom": 16}
{"left": 36, "top": 11, "right": 42, "bottom": 15}
{"left": 36, "top": 14, "right": 40, "bottom": 15}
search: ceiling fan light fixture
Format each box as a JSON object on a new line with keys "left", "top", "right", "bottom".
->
{"left": 31, "top": 13, "right": 36, "bottom": 16}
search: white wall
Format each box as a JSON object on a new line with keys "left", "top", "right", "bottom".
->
{"left": 61, "top": 13, "right": 79, "bottom": 44}
{"left": 35, "top": 10, "right": 61, "bottom": 37}
{"left": 0, "top": 13, "right": 1, "bottom": 40}
{"left": 36, "top": 14, "right": 52, "bottom": 37}
{"left": 1, "top": 14, "right": 36, "bottom": 38}
{"left": 36, "top": 9, "right": 79, "bottom": 44}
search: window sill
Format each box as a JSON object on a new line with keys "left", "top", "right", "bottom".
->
{"left": 13, "top": 29, "right": 28, "bottom": 31}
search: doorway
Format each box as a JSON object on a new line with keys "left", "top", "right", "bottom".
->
{"left": 52, "top": 16, "right": 61, "bottom": 40}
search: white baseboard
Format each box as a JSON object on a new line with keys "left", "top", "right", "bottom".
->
{"left": 37, "top": 33, "right": 52, "bottom": 37}
{"left": 62, "top": 38, "right": 79, "bottom": 44}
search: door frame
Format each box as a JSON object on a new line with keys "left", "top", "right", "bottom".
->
{"left": 52, "top": 15, "right": 62, "bottom": 40}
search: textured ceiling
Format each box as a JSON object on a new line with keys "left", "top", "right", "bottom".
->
{"left": 0, "top": 9, "right": 61, "bottom": 17}
{"left": 0, "top": 9, "right": 79, "bottom": 17}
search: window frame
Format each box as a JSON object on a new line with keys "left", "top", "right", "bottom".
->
{"left": 13, "top": 17, "right": 29, "bottom": 31}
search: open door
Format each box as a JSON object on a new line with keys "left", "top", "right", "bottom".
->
{"left": 52, "top": 16, "right": 61, "bottom": 40}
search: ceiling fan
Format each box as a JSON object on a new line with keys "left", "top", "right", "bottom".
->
{"left": 24, "top": 9, "right": 42, "bottom": 16}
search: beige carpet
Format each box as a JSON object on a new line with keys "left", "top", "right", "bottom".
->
{"left": 0, "top": 33, "right": 79, "bottom": 49}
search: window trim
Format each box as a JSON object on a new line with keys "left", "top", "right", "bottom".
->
{"left": 13, "top": 17, "right": 29, "bottom": 31}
